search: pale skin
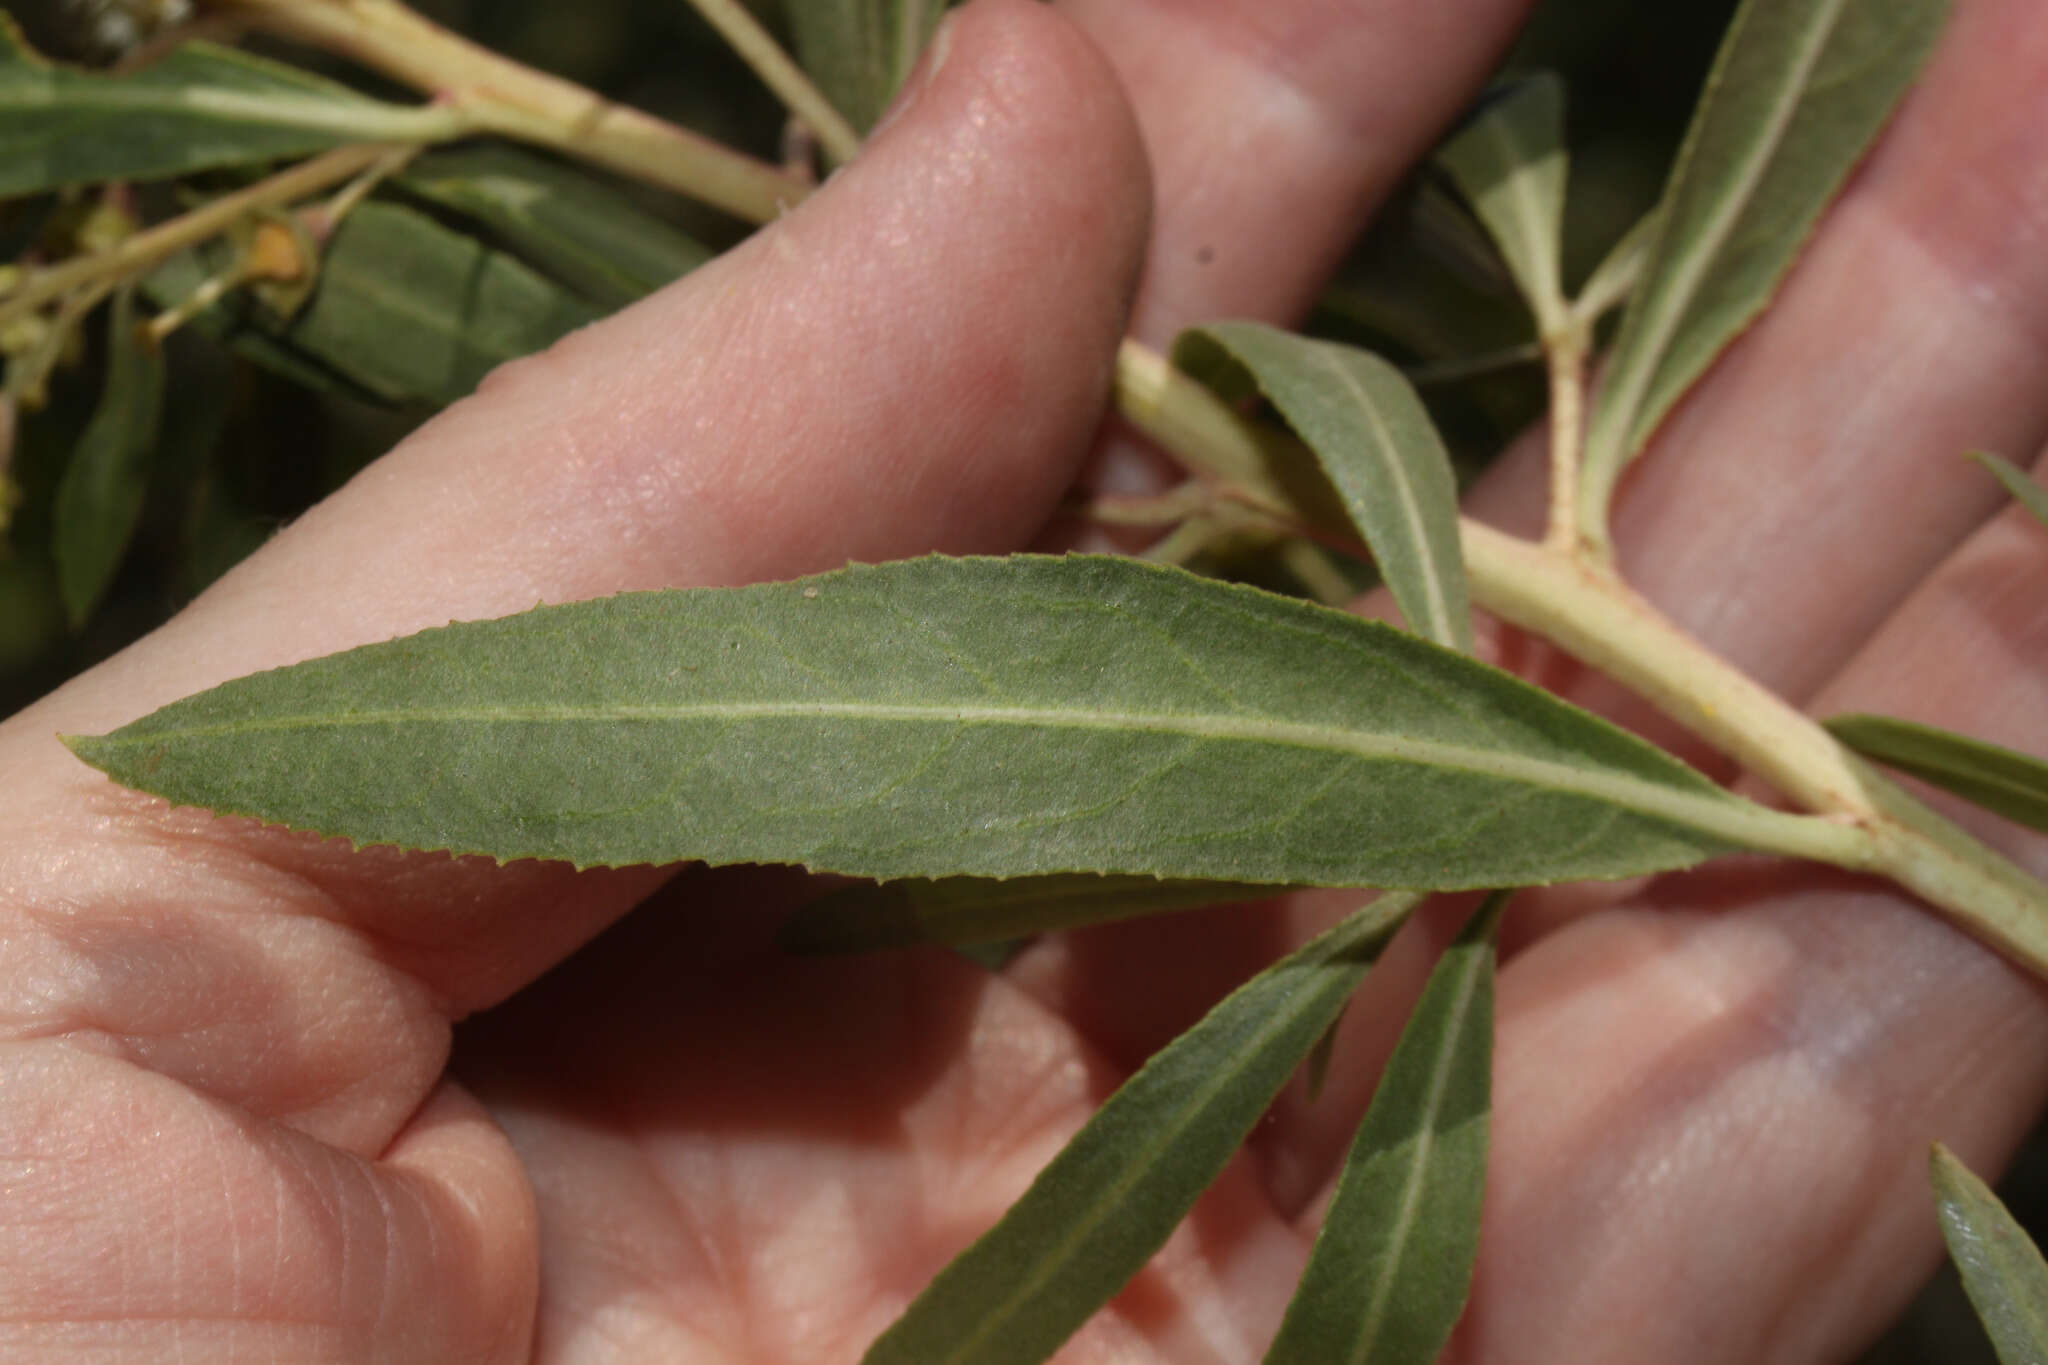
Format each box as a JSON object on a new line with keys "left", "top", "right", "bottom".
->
{"left": 2, "top": 0, "right": 2045, "bottom": 1359}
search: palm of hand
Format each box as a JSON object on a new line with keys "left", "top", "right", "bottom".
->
{"left": 3, "top": 1, "right": 2046, "bottom": 1362}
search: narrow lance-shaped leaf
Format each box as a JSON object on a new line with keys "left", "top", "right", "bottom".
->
{"left": 397, "top": 145, "right": 714, "bottom": 310}
{"left": 0, "top": 18, "right": 460, "bottom": 197}
{"left": 1267, "top": 892, "right": 1505, "bottom": 1365}
{"left": 1968, "top": 450, "right": 2048, "bottom": 533}
{"left": 784, "top": 0, "right": 944, "bottom": 134}
{"left": 863, "top": 893, "right": 1418, "bottom": 1365}
{"left": 1177, "top": 323, "right": 1475, "bottom": 655}
{"left": 53, "top": 288, "right": 166, "bottom": 628}
{"left": 1579, "top": 0, "right": 1949, "bottom": 539}
{"left": 1825, "top": 714, "right": 2048, "bottom": 834}
{"left": 69, "top": 555, "right": 1777, "bottom": 887}
{"left": 1931, "top": 1142, "right": 2048, "bottom": 1365}
{"left": 1436, "top": 74, "right": 1568, "bottom": 335}
{"left": 782, "top": 874, "right": 1286, "bottom": 953}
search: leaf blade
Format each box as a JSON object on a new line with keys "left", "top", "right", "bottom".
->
{"left": 1824, "top": 713, "right": 2048, "bottom": 833}
{"left": 147, "top": 200, "right": 601, "bottom": 408}
{"left": 1931, "top": 1142, "right": 2048, "bottom": 1365}
{"left": 70, "top": 555, "right": 1763, "bottom": 886}
{"left": 862, "top": 893, "right": 1418, "bottom": 1365}
{"left": 53, "top": 288, "right": 167, "bottom": 628}
{"left": 396, "top": 145, "right": 714, "bottom": 310}
{"left": 1177, "top": 323, "right": 1474, "bottom": 654}
{"left": 1579, "top": 0, "right": 1949, "bottom": 535}
{"left": 1435, "top": 74, "right": 1568, "bottom": 334}
{"left": 0, "top": 19, "right": 455, "bottom": 196}
{"left": 1266, "top": 892, "right": 1503, "bottom": 1365}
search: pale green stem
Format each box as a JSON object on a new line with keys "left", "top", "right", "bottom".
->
{"left": 675, "top": 0, "right": 862, "bottom": 167}
{"left": 1114, "top": 339, "right": 2048, "bottom": 975}
{"left": 212, "top": 0, "right": 810, "bottom": 224}
{"left": 0, "top": 142, "right": 395, "bottom": 335}
{"left": 1541, "top": 321, "right": 1587, "bottom": 553}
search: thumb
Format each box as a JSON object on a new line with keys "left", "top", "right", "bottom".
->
{"left": 2, "top": 0, "right": 1147, "bottom": 1151}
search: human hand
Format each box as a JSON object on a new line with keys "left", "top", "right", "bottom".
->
{"left": 2, "top": 2, "right": 2044, "bottom": 1362}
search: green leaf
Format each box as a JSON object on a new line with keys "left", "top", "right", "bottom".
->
{"left": 53, "top": 288, "right": 166, "bottom": 628}
{"left": 279, "top": 201, "right": 601, "bottom": 405}
{"left": 67, "top": 555, "right": 1771, "bottom": 885}
{"left": 1931, "top": 1142, "right": 2048, "bottom": 1365}
{"left": 0, "top": 18, "right": 459, "bottom": 197}
{"left": 141, "top": 245, "right": 381, "bottom": 403}
{"left": 1968, "top": 451, "right": 2048, "bottom": 532}
{"left": 1436, "top": 74, "right": 1568, "bottom": 333}
{"left": 1579, "top": 0, "right": 1949, "bottom": 536}
{"left": 1570, "top": 206, "right": 1660, "bottom": 328}
{"left": 1824, "top": 714, "right": 2048, "bottom": 834}
{"left": 396, "top": 145, "right": 714, "bottom": 310}
{"left": 784, "top": 0, "right": 944, "bottom": 133}
{"left": 863, "top": 893, "right": 1418, "bottom": 1365}
{"left": 148, "top": 200, "right": 601, "bottom": 408}
{"left": 1177, "top": 322, "right": 1474, "bottom": 654}
{"left": 1266, "top": 892, "right": 1503, "bottom": 1365}
{"left": 782, "top": 874, "right": 1283, "bottom": 952}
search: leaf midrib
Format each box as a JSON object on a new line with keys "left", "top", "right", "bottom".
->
{"left": 1476, "top": 111, "right": 1561, "bottom": 316}
{"left": 96, "top": 697, "right": 1752, "bottom": 838}
{"left": 1342, "top": 942, "right": 1488, "bottom": 1364}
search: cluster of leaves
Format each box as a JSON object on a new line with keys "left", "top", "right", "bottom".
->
{"left": 8, "top": 0, "right": 2048, "bottom": 1360}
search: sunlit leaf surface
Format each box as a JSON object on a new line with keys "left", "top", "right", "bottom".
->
{"left": 71, "top": 556, "right": 1761, "bottom": 884}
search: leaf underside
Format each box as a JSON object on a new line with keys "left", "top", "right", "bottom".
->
{"left": 861, "top": 893, "right": 1417, "bottom": 1365}
{"left": 1266, "top": 893, "right": 1502, "bottom": 1364}
{"left": 1580, "top": 0, "right": 1949, "bottom": 522}
{"left": 1435, "top": 73, "right": 1568, "bottom": 333}
{"left": 70, "top": 555, "right": 1751, "bottom": 887}
{"left": 1931, "top": 1143, "right": 2048, "bottom": 1365}
{"left": 1176, "top": 323, "right": 1475, "bottom": 655}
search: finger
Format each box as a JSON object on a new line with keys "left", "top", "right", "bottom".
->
{"left": 0, "top": 0, "right": 1148, "bottom": 1155}
{"left": 1048, "top": 0, "right": 1538, "bottom": 515}
{"left": 453, "top": 869, "right": 1305, "bottom": 1360}
{"left": 1059, "top": 0, "right": 1538, "bottom": 342}
{"left": 1448, "top": 452, "right": 2048, "bottom": 1363}
{"left": 2, "top": 1045, "right": 538, "bottom": 1364}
